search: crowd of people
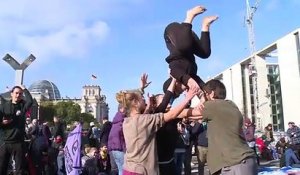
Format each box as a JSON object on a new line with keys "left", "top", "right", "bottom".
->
{"left": 1, "top": 4, "right": 300, "bottom": 175}
{"left": 250, "top": 122, "right": 300, "bottom": 168}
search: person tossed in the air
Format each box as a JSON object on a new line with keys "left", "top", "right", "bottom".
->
{"left": 164, "top": 5, "right": 218, "bottom": 95}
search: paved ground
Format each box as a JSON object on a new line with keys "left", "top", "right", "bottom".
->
{"left": 188, "top": 156, "right": 281, "bottom": 175}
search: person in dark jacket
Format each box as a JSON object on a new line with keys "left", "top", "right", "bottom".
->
{"left": 243, "top": 117, "right": 260, "bottom": 165}
{"left": 53, "top": 116, "right": 65, "bottom": 141}
{"left": 87, "top": 122, "right": 98, "bottom": 147}
{"left": 0, "top": 85, "right": 33, "bottom": 175}
{"left": 99, "top": 117, "right": 115, "bottom": 174}
{"left": 52, "top": 116, "right": 65, "bottom": 173}
{"left": 163, "top": 5, "right": 218, "bottom": 93}
{"left": 152, "top": 77, "right": 180, "bottom": 175}
{"left": 99, "top": 117, "right": 112, "bottom": 147}
{"left": 108, "top": 104, "right": 126, "bottom": 175}
{"left": 193, "top": 120, "right": 208, "bottom": 175}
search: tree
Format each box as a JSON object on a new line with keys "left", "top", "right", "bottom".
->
{"left": 55, "top": 101, "right": 81, "bottom": 124}
{"left": 39, "top": 101, "right": 55, "bottom": 123}
{"left": 79, "top": 113, "right": 95, "bottom": 123}
{"left": 80, "top": 113, "right": 96, "bottom": 129}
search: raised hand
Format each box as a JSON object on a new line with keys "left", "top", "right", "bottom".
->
{"left": 187, "top": 78, "right": 200, "bottom": 92}
{"left": 202, "top": 15, "right": 219, "bottom": 31}
{"left": 140, "top": 73, "right": 151, "bottom": 90}
{"left": 185, "top": 85, "right": 201, "bottom": 101}
{"left": 187, "top": 5, "right": 206, "bottom": 17}
{"left": 185, "top": 5, "right": 207, "bottom": 23}
{"left": 2, "top": 118, "right": 13, "bottom": 125}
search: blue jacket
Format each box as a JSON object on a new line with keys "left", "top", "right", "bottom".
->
{"left": 107, "top": 112, "right": 126, "bottom": 152}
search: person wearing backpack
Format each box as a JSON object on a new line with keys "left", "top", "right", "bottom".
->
{"left": 244, "top": 118, "right": 260, "bottom": 165}
{"left": 29, "top": 119, "right": 49, "bottom": 174}
{"left": 87, "top": 122, "right": 99, "bottom": 147}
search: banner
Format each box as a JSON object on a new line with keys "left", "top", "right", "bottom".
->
{"left": 64, "top": 124, "right": 82, "bottom": 175}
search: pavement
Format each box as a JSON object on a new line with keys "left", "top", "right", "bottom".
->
{"left": 188, "top": 156, "right": 281, "bottom": 175}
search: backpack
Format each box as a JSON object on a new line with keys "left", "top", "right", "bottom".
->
{"left": 35, "top": 125, "right": 49, "bottom": 152}
{"left": 91, "top": 127, "right": 100, "bottom": 139}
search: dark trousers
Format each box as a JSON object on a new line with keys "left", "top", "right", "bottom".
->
{"left": 159, "top": 160, "right": 176, "bottom": 175}
{"left": 184, "top": 144, "right": 193, "bottom": 175}
{"left": 0, "top": 142, "right": 26, "bottom": 175}
{"left": 109, "top": 151, "right": 118, "bottom": 175}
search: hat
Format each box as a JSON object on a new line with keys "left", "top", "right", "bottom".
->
{"left": 90, "top": 122, "right": 95, "bottom": 126}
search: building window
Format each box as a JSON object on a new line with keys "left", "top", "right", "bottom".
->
{"left": 267, "top": 64, "right": 284, "bottom": 131}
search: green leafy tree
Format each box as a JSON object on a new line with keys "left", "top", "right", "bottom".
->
{"left": 80, "top": 113, "right": 96, "bottom": 123}
{"left": 80, "top": 113, "right": 96, "bottom": 129}
{"left": 39, "top": 101, "right": 55, "bottom": 123}
{"left": 55, "top": 101, "right": 81, "bottom": 124}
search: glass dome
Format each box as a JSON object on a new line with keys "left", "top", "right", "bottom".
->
{"left": 28, "top": 80, "right": 61, "bottom": 100}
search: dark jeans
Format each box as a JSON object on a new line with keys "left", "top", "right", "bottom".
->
{"left": 184, "top": 144, "right": 193, "bottom": 175}
{"left": 109, "top": 151, "right": 118, "bottom": 175}
{"left": 174, "top": 151, "right": 185, "bottom": 175}
{"left": 285, "top": 148, "right": 300, "bottom": 166}
{"left": 0, "top": 142, "right": 26, "bottom": 175}
{"left": 159, "top": 159, "right": 176, "bottom": 175}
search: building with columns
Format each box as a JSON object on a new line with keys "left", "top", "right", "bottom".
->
{"left": 75, "top": 85, "right": 109, "bottom": 122}
{"left": 26, "top": 80, "right": 109, "bottom": 123}
{"left": 201, "top": 28, "right": 300, "bottom": 132}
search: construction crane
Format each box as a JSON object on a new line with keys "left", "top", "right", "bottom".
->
{"left": 245, "top": 0, "right": 261, "bottom": 120}
{"left": 246, "top": 0, "right": 260, "bottom": 54}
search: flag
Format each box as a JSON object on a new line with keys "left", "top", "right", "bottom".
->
{"left": 91, "top": 74, "right": 97, "bottom": 80}
{"left": 64, "top": 124, "right": 82, "bottom": 175}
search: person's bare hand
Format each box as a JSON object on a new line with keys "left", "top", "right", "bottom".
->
{"left": 147, "top": 93, "right": 155, "bottom": 107}
{"left": 2, "top": 119, "right": 13, "bottom": 125}
{"left": 198, "top": 119, "right": 203, "bottom": 124}
{"left": 185, "top": 86, "right": 201, "bottom": 100}
{"left": 202, "top": 16, "right": 219, "bottom": 28}
{"left": 187, "top": 78, "right": 201, "bottom": 92}
{"left": 140, "top": 73, "right": 151, "bottom": 90}
{"left": 195, "top": 103, "right": 205, "bottom": 113}
{"left": 187, "top": 5, "right": 206, "bottom": 18}
{"left": 20, "top": 85, "right": 26, "bottom": 90}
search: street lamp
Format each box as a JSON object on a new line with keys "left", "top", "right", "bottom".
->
{"left": 3, "top": 54, "right": 36, "bottom": 85}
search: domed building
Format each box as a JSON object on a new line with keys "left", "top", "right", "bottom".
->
{"left": 28, "top": 80, "right": 61, "bottom": 100}
{"left": 28, "top": 80, "right": 108, "bottom": 122}
{"left": 0, "top": 80, "right": 109, "bottom": 122}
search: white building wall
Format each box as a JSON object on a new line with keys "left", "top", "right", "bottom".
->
{"left": 255, "top": 56, "right": 272, "bottom": 130}
{"left": 221, "top": 64, "right": 245, "bottom": 113}
{"left": 243, "top": 66, "right": 252, "bottom": 122}
{"left": 277, "top": 31, "right": 300, "bottom": 129}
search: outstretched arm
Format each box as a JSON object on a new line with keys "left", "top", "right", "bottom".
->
{"left": 184, "top": 6, "right": 206, "bottom": 24}
{"left": 156, "top": 78, "right": 176, "bottom": 113}
{"left": 22, "top": 86, "right": 33, "bottom": 112}
{"left": 177, "top": 108, "right": 202, "bottom": 119}
{"left": 193, "top": 16, "right": 218, "bottom": 58}
{"left": 163, "top": 86, "right": 200, "bottom": 122}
